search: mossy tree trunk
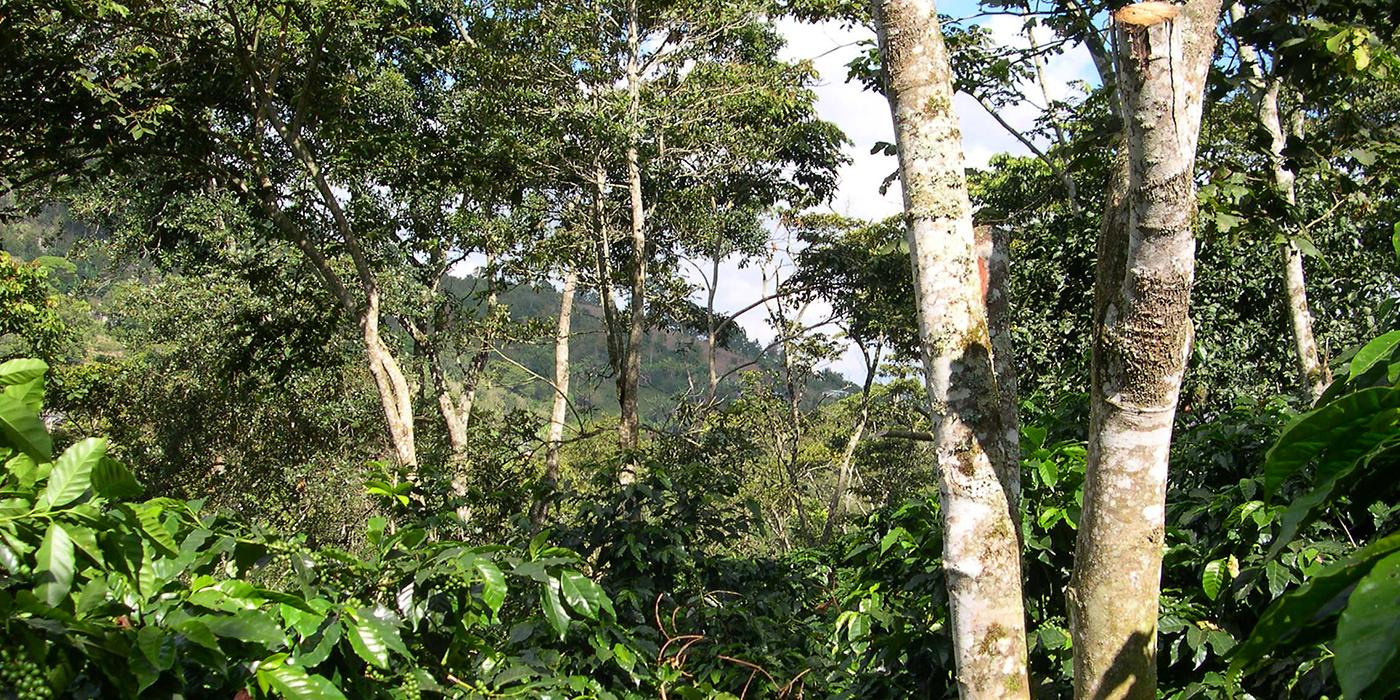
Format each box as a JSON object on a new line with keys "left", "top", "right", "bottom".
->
{"left": 1068, "top": 2, "right": 1222, "bottom": 697}
{"left": 874, "top": 1, "right": 1030, "bottom": 696}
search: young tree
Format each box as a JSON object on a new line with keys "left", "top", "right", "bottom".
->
{"left": 873, "top": 0, "right": 1030, "bottom": 695}
{"left": 1068, "top": 1, "right": 1224, "bottom": 697}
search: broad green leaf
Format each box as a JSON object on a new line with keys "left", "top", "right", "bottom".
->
{"left": 1265, "top": 559, "right": 1292, "bottom": 599}
{"left": 1349, "top": 331, "right": 1400, "bottom": 381}
{"left": 559, "top": 569, "right": 608, "bottom": 621}
{"left": 1268, "top": 438, "right": 1400, "bottom": 559}
{"left": 174, "top": 618, "right": 221, "bottom": 652}
{"left": 64, "top": 523, "right": 103, "bottom": 567}
{"left": 258, "top": 657, "right": 348, "bottom": 700}
{"left": 0, "top": 392, "right": 51, "bottom": 461}
{"left": 1264, "top": 387, "right": 1400, "bottom": 493}
{"left": 35, "top": 522, "right": 75, "bottom": 606}
{"left": 131, "top": 503, "right": 179, "bottom": 557}
{"left": 0, "top": 358, "right": 47, "bottom": 386}
{"left": 92, "top": 457, "right": 143, "bottom": 499}
{"left": 879, "top": 526, "right": 909, "bottom": 554}
{"left": 4, "top": 377, "right": 43, "bottom": 412}
{"left": 613, "top": 643, "right": 636, "bottom": 673}
{"left": 202, "top": 610, "right": 286, "bottom": 648}
{"left": 347, "top": 607, "right": 408, "bottom": 669}
{"left": 293, "top": 618, "right": 341, "bottom": 668}
{"left": 5, "top": 451, "right": 40, "bottom": 487}
{"left": 41, "top": 437, "right": 106, "bottom": 508}
{"left": 138, "top": 625, "right": 175, "bottom": 671}
{"left": 1334, "top": 551, "right": 1400, "bottom": 698}
{"left": 1234, "top": 532, "right": 1400, "bottom": 674}
{"left": 1202, "top": 559, "right": 1227, "bottom": 601}
{"left": 540, "top": 576, "right": 570, "bottom": 640}
{"left": 475, "top": 559, "right": 506, "bottom": 615}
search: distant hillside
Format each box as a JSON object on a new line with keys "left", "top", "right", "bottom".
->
{"left": 452, "top": 277, "right": 854, "bottom": 422}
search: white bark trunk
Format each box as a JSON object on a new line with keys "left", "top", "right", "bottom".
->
{"left": 617, "top": 0, "right": 646, "bottom": 467}
{"left": 874, "top": 1, "right": 1029, "bottom": 695}
{"left": 1229, "top": 5, "right": 1329, "bottom": 400}
{"left": 531, "top": 270, "right": 577, "bottom": 526}
{"left": 1069, "top": 2, "right": 1222, "bottom": 698}
{"left": 362, "top": 307, "right": 417, "bottom": 469}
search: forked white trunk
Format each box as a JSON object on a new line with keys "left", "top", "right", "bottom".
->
{"left": 1069, "top": 2, "right": 1222, "bottom": 697}
{"left": 874, "top": 1, "right": 1029, "bottom": 695}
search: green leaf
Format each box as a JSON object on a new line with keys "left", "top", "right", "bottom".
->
{"left": 475, "top": 559, "right": 506, "bottom": 615}
{"left": 41, "top": 437, "right": 106, "bottom": 508}
{"left": 0, "top": 392, "right": 51, "bottom": 462}
{"left": 1268, "top": 438, "right": 1400, "bottom": 559}
{"left": 879, "top": 526, "right": 909, "bottom": 554}
{"left": 202, "top": 610, "right": 286, "bottom": 648}
{"left": 1335, "top": 551, "right": 1400, "bottom": 698}
{"left": 293, "top": 618, "right": 341, "bottom": 668}
{"left": 92, "top": 457, "right": 143, "bottom": 499}
{"left": 64, "top": 523, "right": 103, "bottom": 567}
{"left": 1264, "top": 387, "right": 1400, "bottom": 493}
{"left": 347, "top": 607, "right": 408, "bottom": 669}
{"left": 138, "top": 625, "right": 175, "bottom": 671}
{"left": 559, "top": 569, "right": 608, "bottom": 621}
{"left": 0, "top": 358, "right": 47, "bottom": 387}
{"left": 35, "top": 522, "right": 75, "bottom": 606}
{"left": 5, "top": 451, "right": 41, "bottom": 487}
{"left": 131, "top": 503, "right": 179, "bottom": 557}
{"left": 4, "top": 378, "right": 43, "bottom": 412}
{"left": 1202, "top": 559, "right": 1227, "bottom": 601}
{"left": 257, "top": 657, "right": 348, "bottom": 700}
{"left": 540, "top": 577, "right": 570, "bottom": 640}
{"left": 1349, "top": 331, "right": 1400, "bottom": 381}
{"left": 613, "top": 643, "right": 637, "bottom": 673}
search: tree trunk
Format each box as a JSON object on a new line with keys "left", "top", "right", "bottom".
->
{"left": 1229, "top": 4, "right": 1330, "bottom": 400}
{"left": 1068, "top": 3, "right": 1221, "bottom": 698}
{"left": 617, "top": 0, "right": 646, "bottom": 469}
{"left": 706, "top": 250, "right": 721, "bottom": 399}
{"left": 433, "top": 359, "right": 469, "bottom": 452}
{"left": 821, "top": 344, "right": 879, "bottom": 544}
{"left": 978, "top": 225, "right": 1022, "bottom": 523}
{"left": 530, "top": 270, "right": 577, "bottom": 527}
{"left": 874, "top": 1, "right": 1029, "bottom": 695}
{"left": 362, "top": 307, "right": 417, "bottom": 470}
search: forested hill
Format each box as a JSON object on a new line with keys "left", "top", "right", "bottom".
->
{"left": 438, "top": 274, "right": 853, "bottom": 420}
{"left": 1, "top": 209, "right": 852, "bottom": 423}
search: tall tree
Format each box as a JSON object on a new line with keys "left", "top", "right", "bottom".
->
{"left": 1229, "top": 2, "right": 1330, "bottom": 401}
{"left": 873, "top": 0, "right": 1030, "bottom": 695}
{"left": 1068, "top": 1, "right": 1223, "bottom": 697}
{"left": 569, "top": 0, "right": 843, "bottom": 459}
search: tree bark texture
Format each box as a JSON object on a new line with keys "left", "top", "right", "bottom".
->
{"left": 1069, "top": 2, "right": 1221, "bottom": 698}
{"left": 874, "top": 1, "right": 1030, "bottom": 696}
